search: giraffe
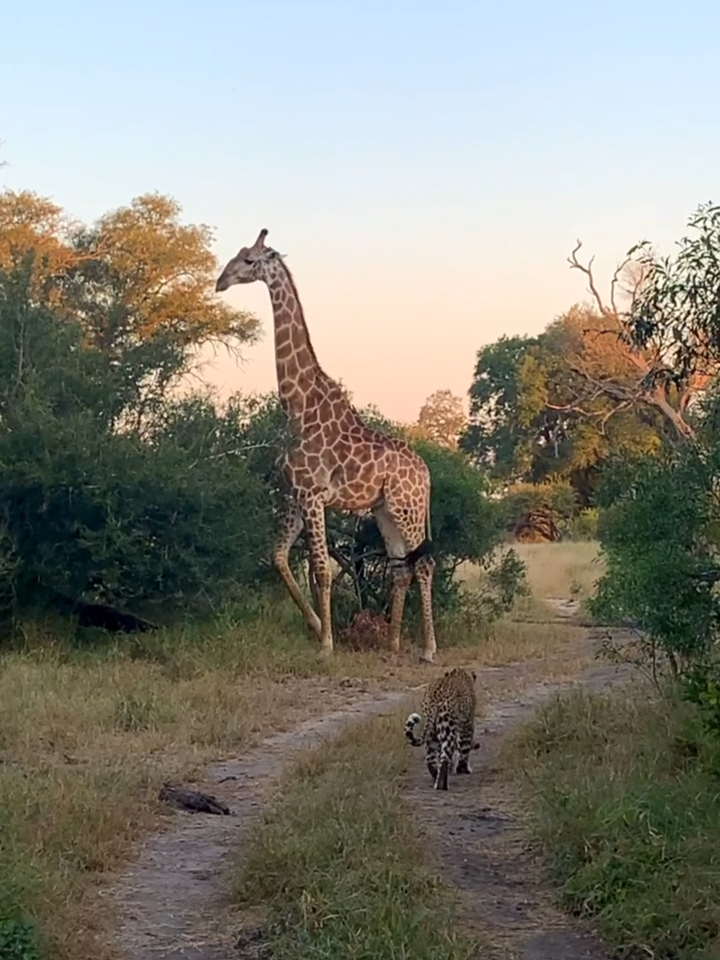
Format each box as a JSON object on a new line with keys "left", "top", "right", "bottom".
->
{"left": 215, "top": 229, "right": 437, "bottom": 662}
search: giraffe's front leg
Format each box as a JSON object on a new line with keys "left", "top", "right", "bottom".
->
{"left": 299, "top": 500, "right": 334, "bottom": 655}
{"left": 273, "top": 502, "right": 322, "bottom": 639}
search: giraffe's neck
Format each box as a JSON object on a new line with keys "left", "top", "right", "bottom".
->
{"left": 265, "top": 262, "right": 334, "bottom": 427}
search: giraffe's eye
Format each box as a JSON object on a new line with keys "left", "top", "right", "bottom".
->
{"left": 244, "top": 258, "right": 254, "bottom": 265}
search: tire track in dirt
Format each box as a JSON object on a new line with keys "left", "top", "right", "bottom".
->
{"left": 98, "top": 689, "right": 408, "bottom": 960}
{"left": 100, "top": 600, "right": 631, "bottom": 960}
{"left": 404, "top": 610, "right": 634, "bottom": 959}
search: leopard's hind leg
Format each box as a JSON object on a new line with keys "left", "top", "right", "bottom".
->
{"left": 455, "top": 717, "right": 476, "bottom": 775}
{"left": 435, "top": 713, "right": 458, "bottom": 791}
{"left": 425, "top": 736, "right": 440, "bottom": 784}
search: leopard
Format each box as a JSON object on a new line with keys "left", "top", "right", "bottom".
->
{"left": 404, "top": 666, "right": 478, "bottom": 790}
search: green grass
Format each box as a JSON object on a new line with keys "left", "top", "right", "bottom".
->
{"left": 505, "top": 686, "right": 720, "bottom": 960}
{"left": 233, "top": 711, "right": 481, "bottom": 960}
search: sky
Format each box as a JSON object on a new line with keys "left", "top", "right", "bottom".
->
{"left": 2, "top": 0, "right": 719, "bottom": 422}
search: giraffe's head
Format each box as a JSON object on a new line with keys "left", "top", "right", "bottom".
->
{"left": 215, "top": 228, "right": 282, "bottom": 292}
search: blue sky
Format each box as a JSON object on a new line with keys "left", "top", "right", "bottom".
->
{"left": 2, "top": 0, "right": 719, "bottom": 420}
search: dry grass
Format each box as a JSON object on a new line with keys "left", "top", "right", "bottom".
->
{"left": 0, "top": 607, "right": 379, "bottom": 960}
{"left": 457, "top": 540, "right": 603, "bottom": 621}
{"left": 514, "top": 540, "right": 603, "bottom": 600}
{"left": 0, "top": 541, "right": 599, "bottom": 959}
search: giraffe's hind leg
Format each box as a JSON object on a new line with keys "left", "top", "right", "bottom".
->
{"left": 414, "top": 554, "right": 437, "bottom": 664}
{"left": 372, "top": 502, "right": 412, "bottom": 654}
{"left": 374, "top": 494, "right": 437, "bottom": 663}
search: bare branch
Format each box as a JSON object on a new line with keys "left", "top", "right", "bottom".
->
{"left": 568, "top": 240, "right": 611, "bottom": 318}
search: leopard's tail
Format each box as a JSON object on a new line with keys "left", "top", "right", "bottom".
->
{"left": 404, "top": 711, "right": 424, "bottom": 747}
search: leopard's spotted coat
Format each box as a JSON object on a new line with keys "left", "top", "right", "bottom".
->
{"left": 404, "top": 667, "right": 478, "bottom": 790}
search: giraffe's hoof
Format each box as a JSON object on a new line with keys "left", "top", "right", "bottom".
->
{"left": 418, "top": 654, "right": 434, "bottom": 665}
{"left": 318, "top": 646, "right": 334, "bottom": 660}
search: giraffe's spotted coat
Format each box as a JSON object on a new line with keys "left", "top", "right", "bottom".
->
{"left": 216, "top": 229, "right": 437, "bottom": 661}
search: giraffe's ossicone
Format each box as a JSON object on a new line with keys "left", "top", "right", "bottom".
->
{"left": 216, "top": 229, "right": 437, "bottom": 662}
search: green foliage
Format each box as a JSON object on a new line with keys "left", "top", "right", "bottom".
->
{"left": 590, "top": 447, "right": 720, "bottom": 674}
{"left": 0, "top": 915, "right": 41, "bottom": 960}
{"left": 411, "top": 440, "right": 520, "bottom": 619}
{"left": 0, "top": 263, "right": 276, "bottom": 621}
{"left": 503, "top": 481, "right": 578, "bottom": 532}
{"left": 0, "top": 847, "right": 43, "bottom": 960}
{"left": 567, "top": 507, "right": 599, "bottom": 541}
{"left": 448, "top": 548, "right": 529, "bottom": 638}
{"left": 461, "top": 334, "right": 542, "bottom": 479}
{"left": 460, "top": 311, "right": 666, "bottom": 507}
{"left": 628, "top": 201, "right": 720, "bottom": 385}
{"left": 680, "top": 660, "right": 720, "bottom": 737}
{"left": 513, "top": 689, "right": 720, "bottom": 960}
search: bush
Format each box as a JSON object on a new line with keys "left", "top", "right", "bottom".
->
{"left": 0, "top": 916, "right": 41, "bottom": 960}
{"left": 0, "top": 264, "right": 276, "bottom": 624}
{"left": 503, "top": 480, "right": 579, "bottom": 541}
{"left": 566, "top": 507, "right": 599, "bottom": 541}
{"left": 590, "top": 448, "right": 720, "bottom": 676}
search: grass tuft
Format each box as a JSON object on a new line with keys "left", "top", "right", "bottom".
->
{"left": 234, "top": 711, "right": 482, "bottom": 960}
{"left": 505, "top": 686, "right": 720, "bottom": 960}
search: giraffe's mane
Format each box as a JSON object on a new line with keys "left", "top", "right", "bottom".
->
{"left": 273, "top": 253, "right": 400, "bottom": 444}
{"left": 275, "top": 255, "right": 357, "bottom": 405}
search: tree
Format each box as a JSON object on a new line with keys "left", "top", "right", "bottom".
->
{"left": 0, "top": 264, "right": 275, "bottom": 622}
{"left": 624, "top": 201, "right": 720, "bottom": 417}
{"left": 563, "top": 239, "right": 707, "bottom": 440}
{"left": 462, "top": 209, "right": 720, "bottom": 501}
{"left": 0, "top": 191, "right": 77, "bottom": 296}
{"left": 411, "top": 389, "right": 467, "bottom": 449}
{"left": 460, "top": 319, "right": 664, "bottom": 504}
{"left": 461, "top": 334, "right": 542, "bottom": 480}
{"left": 0, "top": 189, "right": 259, "bottom": 351}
